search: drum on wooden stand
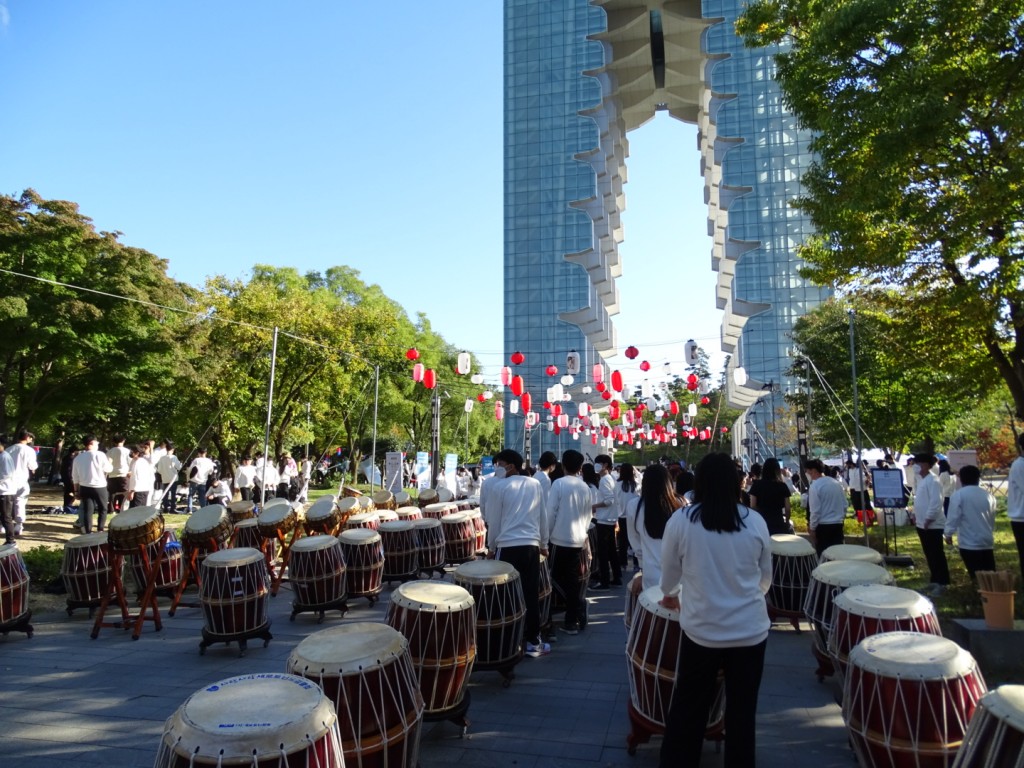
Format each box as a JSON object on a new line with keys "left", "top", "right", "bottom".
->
{"left": 338, "top": 528, "right": 384, "bottom": 605}
{"left": 412, "top": 518, "right": 445, "bottom": 578}
{"left": 625, "top": 586, "right": 724, "bottom": 754}
{"left": 182, "top": 504, "right": 232, "bottom": 562}
{"left": 232, "top": 517, "right": 277, "bottom": 561}
{"left": 387, "top": 580, "right": 476, "bottom": 732}
{"left": 454, "top": 559, "right": 525, "bottom": 685}
{"left": 61, "top": 532, "right": 111, "bottom": 616}
{"left": 464, "top": 509, "right": 487, "bottom": 555}
{"left": 844, "top": 632, "right": 987, "bottom": 768}
{"left": 767, "top": 534, "right": 818, "bottom": 630}
{"left": 951, "top": 684, "right": 1024, "bottom": 768}
{"left": 257, "top": 499, "right": 298, "bottom": 541}
{"left": 108, "top": 506, "right": 164, "bottom": 555}
{"left": 288, "top": 534, "right": 348, "bottom": 623}
{"left": 287, "top": 623, "right": 424, "bottom": 768}
{"left": 371, "top": 489, "right": 396, "bottom": 511}
{"left": 357, "top": 496, "right": 375, "bottom": 513}
{"left": 417, "top": 489, "right": 439, "bottom": 508}
{"left": 154, "top": 673, "right": 344, "bottom": 767}
{"left": 623, "top": 571, "right": 643, "bottom": 631}
{"left": 828, "top": 584, "right": 940, "bottom": 677}
{"left": 394, "top": 491, "right": 411, "bottom": 507}
{"left": 337, "top": 497, "right": 359, "bottom": 527}
{"left": 821, "top": 543, "right": 884, "bottom": 565}
{"left": 0, "top": 542, "right": 33, "bottom": 638}
{"left": 130, "top": 537, "right": 183, "bottom": 596}
{"left": 227, "top": 500, "right": 255, "bottom": 525}
{"left": 804, "top": 560, "right": 894, "bottom": 681}
{"left": 441, "top": 512, "right": 476, "bottom": 565}
{"left": 380, "top": 520, "right": 418, "bottom": 582}
{"left": 198, "top": 547, "right": 272, "bottom": 656}
{"left": 304, "top": 495, "right": 342, "bottom": 536}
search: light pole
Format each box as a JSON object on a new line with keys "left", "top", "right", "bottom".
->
{"left": 762, "top": 380, "right": 777, "bottom": 458}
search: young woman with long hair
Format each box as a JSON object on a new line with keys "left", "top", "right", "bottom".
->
{"left": 624, "top": 463, "right": 682, "bottom": 590}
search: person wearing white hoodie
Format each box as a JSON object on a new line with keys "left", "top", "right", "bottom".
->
{"left": 545, "top": 449, "right": 593, "bottom": 634}
{"left": 913, "top": 451, "right": 949, "bottom": 595}
{"left": 485, "top": 448, "right": 549, "bottom": 657}
{"left": 1007, "top": 433, "right": 1024, "bottom": 582}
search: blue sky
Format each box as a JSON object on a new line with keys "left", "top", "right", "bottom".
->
{"left": 0, "top": 1, "right": 723, "bottom": 383}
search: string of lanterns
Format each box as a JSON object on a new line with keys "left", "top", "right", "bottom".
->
{"left": 404, "top": 339, "right": 729, "bottom": 449}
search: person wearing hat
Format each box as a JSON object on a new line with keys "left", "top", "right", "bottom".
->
{"left": 913, "top": 451, "right": 949, "bottom": 596}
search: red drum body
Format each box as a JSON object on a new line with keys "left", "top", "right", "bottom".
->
{"left": 154, "top": 673, "right": 345, "bottom": 767}
{"left": 304, "top": 496, "right": 341, "bottom": 536}
{"left": 108, "top": 506, "right": 164, "bottom": 554}
{"left": 232, "top": 518, "right": 277, "bottom": 560}
{"left": 199, "top": 548, "right": 271, "bottom": 637}
{"left": 844, "top": 632, "right": 987, "bottom": 768}
{"left": 767, "top": 534, "right": 818, "bottom": 616}
{"left": 951, "top": 684, "right": 1024, "bottom": 768}
{"left": 338, "top": 529, "right": 384, "bottom": 599}
{"left": 626, "top": 586, "right": 725, "bottom": 732}
{"left": 422, "top": 502, "right": 455, "bottom": 521}
{"left": 287, "top": 623, "right": 424, "bottom": 768}
{"left": 441, "top": 513, "right": 476, "bottom": 564}
{"left": 288, "top": 535, "right": 347, "bottom": 608}
{"left": 394, "top": 506, "right": 422, "bottom": 523}
{"left": 387, "top": 581, "right": 477, "bottom": 714}
{"left": 345, "top": 512, "right": 380, "bottom": 532}
{"left": 464, "top": 510, "right": 487, "bottom": 555}
{"left": 380, "top": 521, "right": 418, "bottom": 580}
{"left": 61, "top": 532, "right": 111, "bottom": 605}
{"left": 454, "top": 559, "right": 525, "bottom": 668}
{"left": 227, "top": 500, "right": 256, "bottom": 525}
{"left": 0, "top": 542, "right": 30, "bottom": 623}
{"left": 828, "top": 585, "right": 941, "bottom": 675}
{"left": 804, "top": 561, "right": 895, "bottom": 654}
{"left": 412, "top": 519, "right": 445, "bottom": 571}
{"left": 257, "top": 500, "right": 297, "bottom": 540}
{"left": 129, "top": 538, "right": 183, "bottom": 592}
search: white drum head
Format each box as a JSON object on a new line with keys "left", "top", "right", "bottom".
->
{"left": 109, "top": 506, "right": 160, "bottom": 532}
{"left": 423, "top": 502, "right": 450, "bottom": 517}
{"left": 419, "top": 490, "right": 439, "bottom": 504}
{"left": 262, "top": 498, "right": 292, "bottom": 515}
{"left": 769, "top": 534, "right": 815, "bottom": 556}
{"left": 185, "top": 505, "right": 228, "bottom": 535}
{"left": 288, "top": 623, "right": 407, "bottom": 675}
{"left": 305, "top": 498, "right": 337, "bottom": 521}
{"left": 234, "top": 518, "right": 258, "bottom": 531}
{"left": 347, "top": 512, "right": 379, "bottom": 527}
{"left": 821, "top": 544, "right": 884, "bottom": 564}
{"left": 376, "top": 510, "right": 398, "bottom": 523}
{"left": 162, "top": 673, "right": 337, "bottom": 761}
{"left": 979, "top": 685, "right": 1024, "bottom": 729}
{"left": 338, "top": 497, "right": 359, "bottom": 513}
{"left": 436, "top": 488, "right": 454, "bottom": 502}
{"left": 392, "top": 580, "right": 474, "bottom": 612}
{"left": 395, "top": 506, "right": 420, "bottom": 517}
{"left": 66, "top": 532, "right": 109, "bottom": 549}
{"left": 229, "top": 500, "right": 254, "bottom": 513}
{"left": 357, "top": 496, "right": 373, "bottom": 510}
{"left": 259, "top": 503, "right": 293, "bottom": 527}
{"left": 455, "top": 559, "right": 516, "bottom": 584}
{"left": 811, "top": 560, "right": 894, "bottom": 588}
{"left": 379, "top": 520, "right": 414, "bottom": 533}
{"left": 202, "top": 547, "right": 263, "bottom": 568}
{"left": 412, "top": 518, "right": 441, "bottom": 530}
{"left": 339, "top": 528, "right": 382, "bottom": 545}
{"left": 849, "top": 631, "right": 977, "bottom": 679}
{"left": 833, "top": 584, "right": 934, "bottom": 620}
{"left": 638, "top": 585, "right": 679, "bottom": 621}
{"left": 395, "top": 492, "right": 411, "bottom": 505}
{"left": 0, "top": 542, "right": 22, "bottom": 561}
{"left": 441, "top": 512, "right": 471, "bottom": 525}
{"left": 371, "top": 490, "right": 393, "bottom": 505}
{"left": 290, "top": 534, "right": 340, "bottom": 553}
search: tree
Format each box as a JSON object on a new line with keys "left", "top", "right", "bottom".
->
{"left": 0, "top": 190, "right": 189, "bottom": 438}
{"left": 738, "top": 0, "right": 1024, "bottom": 415}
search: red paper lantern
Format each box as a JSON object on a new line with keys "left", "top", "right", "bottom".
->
{"left": 687, "top": 373, "right": 698, "bottom": 385}
{"left": 601, "top": 391, "right": 612, "bottom": 401}
{"left": 701, "top": 396, "right": 710, "bottom": 405}
{"left": 670, "top": 401, "right": 679, "bottom": 415}
{"left": 545, "top": 365, "right": 558, "bottom": 376}
{"left": 405, "top": 347, "right": 420, "bottom": 361}
{"left": 625, "top": 345, "right": 639, "bottom": 360}
{"left": 510, "top": 350, "right": 525, "bottom": 365}
{"left": 495, "top": 402, "right": 504, "bottom": 421}
{"left": 686, "top": 379, "right": 699, "bottom": 392}
{"left": 552, "top": 403, "right": 562, "bottom": 416}
{"left": 543, "top": 401, "right": 551, "bottom": 410}
{"left": 477, "top": 393, "right": 486, "bottom": 403}
{"left": 423, "top": 369, "right": 436, "bottom": 389}
{"left": 721, "top": 426, "right": 729, "bottom": 434}
{"left": 639, "top": 360, "right": 650, "bottom": 372}
{"left": 521, "top": 392, "right": 532, "bottom": 413}
{"left": 595, "top": 381, "right": 606, "bottom": 393}
{"left": 511, "top": 375, "right": 525, "bottom": 396}
{"left": 611, "top": 370, "right": 624, "bottom": 392}
{"left": 609, "top": 401, "right": 620, "bottom": 420}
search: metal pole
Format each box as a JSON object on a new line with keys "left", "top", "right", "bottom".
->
{"left": 259, "top": 326, "right": 279, "bottom": 506}
{"left": 849, "top": 309, "right": 867, "bottom": 544}
{"left": 430, "top": 387, "right": 440, "bottom": 489}
{"left": 769, "top": 381, "right": 777, "bottom": 458}
{"left": 370, "top": 365, "right": 380, "bottom": 493}
{"left": 305, "top": 402, "right": 311, "bottom": 460}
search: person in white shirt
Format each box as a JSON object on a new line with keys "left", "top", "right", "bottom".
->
{"left": 805, "top": 459, "right": 848, "bottom": 555}
{"left": 944, "top": 464, "right": 997, "bottom": 579}
{"left": 591, "top": 454, "right": 621, "bottom": 590}
{"left": 938, "top": 459, "right": 957, "bottom": 516}
{"left": 659, "top": 452, "right": 771, "bottom": 768}
{"left": 1004, "top": 433, "right": 1024, "bottom": 581}
{"left": 234, "top": 456, "right": 256, "bottom": 502}
{"left": 6, "top": 429, "right": 38, "bottom": 537}
{"left": 0, "top": 436, "right": 19, "bottom": 544}
{"left": 155, "top": 442, "right": 182, "bottom": 513}
{"left": 625, "top": 463, "right": 681, "bottom": 591}
{"left": 254, "top": 454, "right": 280, "bottom": 503}
{"left": 616, "top": 463, "right": 640, "bottom": 571}
{"left": 205, "top": 476, "right": 231, "bottom": 506}
{"left": 534, "top": 451, "right": 557, "bottom": 505}
{"left": 297, "top": 456, "right": 313, "bottom": 503}
{"left": 105, "top": 434, "right": 131, "bottom": 514}
{"left": 545, "top": 449, "right": 593, "bottom": 634}
{"left": 150, "top": 439, "right": 168, "bottom": 494}
{"left": 72, "top": 435, "right": 113, "bottom": 533}
{"left": 187, "top": 448, "right": 215, "bottom": 514}
{"left": 913, "top": 451, "right": 949, "bottom": 595}
{"left": 127, "top": 443, "right": 156, "bottom": 508}
{"left": 485, "top": 448, "right": 550, "bottom": 657}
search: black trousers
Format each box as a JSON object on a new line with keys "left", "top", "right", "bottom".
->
{"left": 616, "top": 517, "right": 631, "bottom": 567}
{"left": 958, "top": 548, "right": 996, "bottom": 580}
{"left": 129, "top": 491, "right": 150, "bottom": 508}
{"left": 595, "top": 523, "right": 621, "bottom": 585}
{"left": 550, "top": 543, "right": 588, "bottom": 628}
{"left": 80, "top": 485, "right": 109, "bottom": 534}
{"left": 917, "top": 527, "right": 950, "bottom": 585}
{"left": 1011, "top": 521, "right": 1024, "bottom": 584}
{"left": 0, "top": 494, "right": 16, "bottom": 543}
{"left": 496, "top": 544, "right": 540, "bottom": 644}
{"left": 813, "top": 522, "right": 845, "bottom": 556}
{"left": 660, "top": 632, "right": 768, "bottom": 768}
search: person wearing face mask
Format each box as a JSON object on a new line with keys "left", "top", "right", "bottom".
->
{"left": 591, "top": 454, "right": 622, "bottom": 590}
{"left": 485, "top": 449, "right": 550, "bottom": 657}
{"left": 913, "top": 451, "right": 949, "bottom": 596}
{"left": 545, "top": 449, "right": 593, "bottom": 634}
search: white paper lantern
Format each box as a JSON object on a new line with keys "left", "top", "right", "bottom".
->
{"left": 733, "top": 366, "right": 748, "bottom": 386}
{"left": 470, "top": 373, "right": 484, "bottom": 385}
{"left": 457, "top": 351, "right": 471, "bottom": 375}
{"left": 560, "top": 374, "right": 574, "bottom": 386}
{"left": 483, "top": 390, "right": 494, "bottom": 400}
{"left": 566, "top": 350, "right": 581, "bottom": 375}
{"left": 464, "top": 398, "right": 474, "bottom": 413}
{"left": 510, "top": 399, "right": 519, "bottom": 414}
{"left": 688, "top": 403, "right": 698, "bottom": 418}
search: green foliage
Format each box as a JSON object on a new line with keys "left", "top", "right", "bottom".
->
{"left": 20, "top": 544, "right": 63, "bottom": 587}
{"left": 738, "top": 0, "right": 1024, "bottom": 418}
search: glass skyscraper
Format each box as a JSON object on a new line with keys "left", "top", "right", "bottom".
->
{"left": 503, "top": 0, "right": 831, "bottom": 459}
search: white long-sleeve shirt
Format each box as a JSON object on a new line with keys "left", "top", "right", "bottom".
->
{"left": 156, "top": 454, "right": 181, "bottom": 483}
{"left": 809, "top": 475, "right": 847, "bottom": 529}
{"left": 659, "top": 504, "right": 772, "bottom": 648}
{"left": 485, "top": 474, "right": 547, "bottom": 550}
{"left": 625, "top": 496, "right": 664, "bottom": 590}
{"left": 0, "top": 450, "right": 18, "bottom": 494}
{"left": 234, "top": 464, "right": 256, "bottom": 490}
{"left": 6, "top": 443, "right": 37, "bottom": 490}
{"left": 128, "top": 456, "right": 155, "bottom": 494}
{"left": 535, "top": 470, "right": 551, "bottom": 504}
{"left": 72, "top": 449, "right": 113, "bottom": 488}
{"left": 546, "top": 475, "right": 592, "bottom": 548}
{"left": 944, "top": 485, "right": 997, "bottom": 550}
{"left": 106, "top": 445, "right": 131, "bottom": 478}
{"left": 594, "top": 474, "right": 618, "bottom": 525}
{"left": 615, "top": 481, "right": 639, "bottom": 521}
{"left": 914, "top": 472, "right": 945, "bottom": 529}
{"left": 1008, "top": 455, "right": 1024, "bottom": 522}
{"left": 188, "top": 456, "right": 215, "bottom": 484}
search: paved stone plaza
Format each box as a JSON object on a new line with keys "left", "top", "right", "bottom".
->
{"left": 0, "top": 572, "right": 856, "bottom": 768}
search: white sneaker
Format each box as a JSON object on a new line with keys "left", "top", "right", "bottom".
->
{"left": 525, "top": 641, "right": 551, "bottom": 657}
